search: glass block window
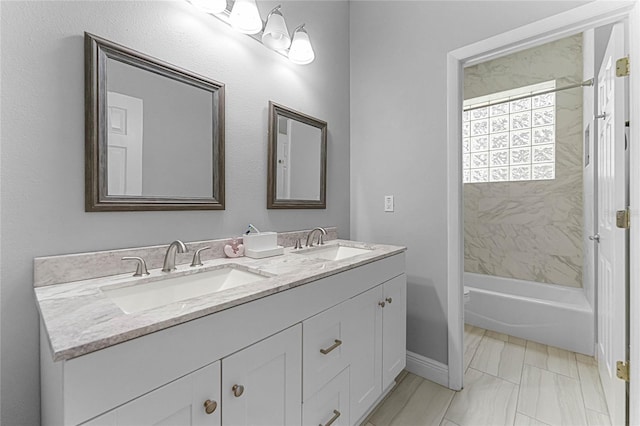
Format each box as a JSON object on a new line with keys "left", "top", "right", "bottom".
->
{"left": 463, "top": 81, "right": 556, "bottom": 184}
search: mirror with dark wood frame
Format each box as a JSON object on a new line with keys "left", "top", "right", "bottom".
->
{"left": 85, "top": 32, "right": 225, "bottom": 211}
{"left": 267, "top": 101, "right": 327, "bottom": 209}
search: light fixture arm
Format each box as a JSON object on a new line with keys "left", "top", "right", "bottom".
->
{"left": 267, "top": 5, "right": 283, "bottom": 18}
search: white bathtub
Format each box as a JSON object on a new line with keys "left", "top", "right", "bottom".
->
{"left": 464, "top": 272, "right": 595, "bottom": 355}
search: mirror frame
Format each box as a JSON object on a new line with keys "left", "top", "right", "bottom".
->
{"left": 267, "top": 101, "right": 327, "bottom": 209}
{"left": 85, "top": 32, "right": 225, "bottom": 211}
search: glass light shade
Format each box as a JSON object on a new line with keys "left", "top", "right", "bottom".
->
{"left": 230, "top": 0, "right": 263, "bottom": 35}
{"left": 288, "top": 26, "right": 315, "bottom": 65}
{"left": 262, "top": 10, "right": 291, "bottom": 51}
{"left": 190, "top": 0, "right": 227, "bottom": 14}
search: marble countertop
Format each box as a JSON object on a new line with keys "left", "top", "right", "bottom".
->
{"left": 36, "top": 240, "right": 405, "bottom": 362}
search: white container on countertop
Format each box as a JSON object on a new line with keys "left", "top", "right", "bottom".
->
{"left": 243, "top": 232, "right": 284, "bottom": 259}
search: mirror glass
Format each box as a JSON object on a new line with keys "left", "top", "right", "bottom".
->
{"left": 85, "top": 33, "right": 225, "bottom": 211}
{"left": 268, "top": 102, "right": 327, "bottom": 209}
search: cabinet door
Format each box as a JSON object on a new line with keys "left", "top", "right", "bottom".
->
{"left": 302, "top": 367, "right": 350, "bottom": 426}
{"left": 382, "top": 275, "right": 407, "bottom": 389}
{"left": 222, "top": 325, "right": 302, "bottom": 426}
{"left": 82, "top": 362, "right": 221, "bottom": 426}
{"left": 303, "top": 301, "right": 349, "bottom": 400}
{"left": 344, "top": 286, "right": 382, "bottom": 423}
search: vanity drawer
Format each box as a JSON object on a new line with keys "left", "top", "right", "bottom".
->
{"left": 303, "top": 301, "right": 349, "bottom": 400}
{"left": 302, "top": 367, "right": 350, "bottom": 426}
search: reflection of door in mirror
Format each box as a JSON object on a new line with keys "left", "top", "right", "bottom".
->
{"left": 276, "top": 118, "right": 322, "bottom": 201}
{"left": 288, "top": 120, "right": 321, "bottom": 200}
{"left": 107, "top": 92, "right": 143, "bottom": 196}
{"left": 267, "top": 101, "right": 326, "bottom": 209}
{"left": 276, "top": 116, "right": 290, "bottom": 199}
{"left": 106, "top": 58, "right": 214, "bottom": 198}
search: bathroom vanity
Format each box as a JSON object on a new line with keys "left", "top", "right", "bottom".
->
{"left": 36, "top": 234, "right": 406, "bottom": 426}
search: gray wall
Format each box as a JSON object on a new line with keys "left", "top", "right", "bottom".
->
{"left": 463, "top": 34, "right": 584, "bottom": 288}
{"left": 349, "top": 1, "right": 588, "bottom": 364}
{"left": 107, "top": 58, "right": 214, "bottom": 198}
{"left": 0, "top": 1, "right": 350, "bottom": 424}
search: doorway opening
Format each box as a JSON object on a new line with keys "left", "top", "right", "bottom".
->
{"left": 448, "top": 1, "right": 637, "bottom": 423}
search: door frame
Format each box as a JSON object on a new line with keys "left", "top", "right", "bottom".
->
{"left": 445, "top": 2, "right": 640, "bottom": 423}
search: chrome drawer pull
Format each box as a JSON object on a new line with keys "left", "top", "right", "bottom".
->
{"left": 319, "top": 339, "right": 342, "bottom": 355}
{"left": 320, "top": 409, "right": 341, "bottom": 426}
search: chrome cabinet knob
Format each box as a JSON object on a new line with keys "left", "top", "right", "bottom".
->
{"left": 232, "top": 384, "right": 244, "bottom": 397}
{"left": 203, "top": 399, "right": 217, "bottom": 414}
{"left": 589, "top": 234, "right": 600, "bottom": 243}
{"left": 385, "top": 297, "right": 393, "bottom": 304}
{"left": 378, "top": 301, "right": 386, "bottom": 308}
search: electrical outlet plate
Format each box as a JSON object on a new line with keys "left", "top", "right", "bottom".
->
{"left": 384, "top": 195, "right": 394, "bottom": 212}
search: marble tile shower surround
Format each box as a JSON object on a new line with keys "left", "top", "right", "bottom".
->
{"left": 464, "top": 34, "right": 584, "bottom": 287}
{"left": 33, "top": 227, "right": 337, "bottom": 287}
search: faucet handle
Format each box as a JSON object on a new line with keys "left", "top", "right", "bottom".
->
{"left": 122, "top": 257, "right": 150, "bottom": 277}
{"left": 294, "top": 238, "right": 302, "bottom": 249}
{"left": 190, "top": 246, "right": 211, "bottom": 267}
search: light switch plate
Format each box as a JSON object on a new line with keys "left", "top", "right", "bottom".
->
{"left": 384, "top": 195, "right": 394, "bottom": 212}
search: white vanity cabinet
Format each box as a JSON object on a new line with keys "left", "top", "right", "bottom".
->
{"left": 82, "top": 362, "right": 221, "bottom": 426}
{"left": 344, "top": 285, "right": 383, "bottom": 422}
{"left": 302, "top": 302, "right": 350, "bottom": 400}
{"left": 81, "top": 326, "right": 302, "bottom": 426}
{"left": 40, "top": 252, "right": 406, "bottom": 426}
{"left": 381, "top": 275, "right": 407, "bottom": 389}
{"left": 221, "top": 325, "right": 302, "bottom": 426}
{"left": 301, "top": 274, "right": 407, "bottom": 425}
{"left": 302, "top": 368, "right": 350, "bottom": 426}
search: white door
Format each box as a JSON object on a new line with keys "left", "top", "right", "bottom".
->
{"left": 382, "top": 275, "right": 407, "bottom": 390}
{"left": 222, "top": 325, "right": 302, "bottom": 426}
{"left": 82, "top": 362, "right": 221, "bottom": 426}
{"left": 596, "top": 22, "right": 627, "bottom": 426}
{"left": 344, "top": 286, "right": 383, "bottom": 422}
{"left": 107, "top": 92, "right": 143, "bottom": 196}
{"left": 276, "top": 117, "right": 291, "bottom": 199}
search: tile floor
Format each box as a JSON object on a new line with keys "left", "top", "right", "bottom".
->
{"left": 363, "top": 325, "right": 612, "bottom": 426}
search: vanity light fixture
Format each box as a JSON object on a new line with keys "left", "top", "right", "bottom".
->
{"left": 185, "top": 0, "right": 315, "bottom": 65}
{"left": 288, "top": 24, "right": 315, "bottom": 65}
{"left": 229, "top": 0, "right": 263, "bottom": 35}
{"left": 261, "top": 6, "right": 291, "bottom": 51}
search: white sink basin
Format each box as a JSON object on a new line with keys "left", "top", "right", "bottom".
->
{"left": 103, "top": 267, "right": 268, "bottom": 314}
{"left": 296, "top": 245, "right": 372, "bottom": 261}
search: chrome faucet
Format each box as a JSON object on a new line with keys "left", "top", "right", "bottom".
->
{"left": 305, "top": 227, "right": 327, "bottom": 247}
{"left": 162, "top": 240, "right": 188, "bottom": 272}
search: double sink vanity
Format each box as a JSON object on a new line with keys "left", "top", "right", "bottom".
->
{"left": 36, "top": 230, "right": 406, "bottom": 426}
{"left": 64, "top": 27, "right": 408, "bottom": 426}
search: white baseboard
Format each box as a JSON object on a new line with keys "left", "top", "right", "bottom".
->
{"left": 405, "top": 351, "right": 449, "bottom": 388}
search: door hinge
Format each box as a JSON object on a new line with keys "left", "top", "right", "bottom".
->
{"left": 616, "top": 208, "right": 630, "bottom": 229}
{"left": 616, "top": 56, "right": 630, "bottom": 77}
{"left": 616, "top": 360, "right": 630, "bottom": 382}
